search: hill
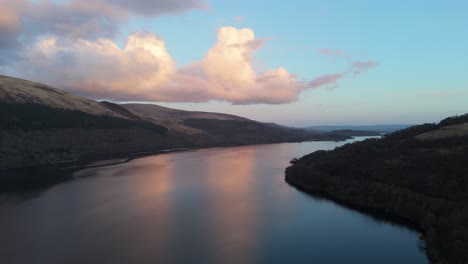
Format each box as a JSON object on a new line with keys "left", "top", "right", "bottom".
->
{"left": 286, "top": 114, "right": 468, "bottom": 264}
{"left": 0, "top": 75, "right": 347, "bottom": 171}
{"left": 0, "top": 75, "right": 129, "bottom": 118}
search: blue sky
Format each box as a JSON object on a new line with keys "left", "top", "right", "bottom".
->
{"left": 1, "top": 0, "right": 467, "bottom": 126}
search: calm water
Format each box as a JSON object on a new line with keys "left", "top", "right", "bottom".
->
{"left": 0, "top": 138, "right": 428, "bottom": 264}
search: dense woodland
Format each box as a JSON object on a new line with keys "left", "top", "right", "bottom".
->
{"left": 286, "top": 114, "right": 468, "bottom": 264}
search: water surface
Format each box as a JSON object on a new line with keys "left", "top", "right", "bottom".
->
{"left": 0, "top": 138, "right": 428, "bottom": 263}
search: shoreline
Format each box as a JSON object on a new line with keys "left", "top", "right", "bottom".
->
{"left": 284, "top": 173, "right": 435, "bottom": 263}
{"left": 284, "top": 177, "right": 424, "bottom": 233}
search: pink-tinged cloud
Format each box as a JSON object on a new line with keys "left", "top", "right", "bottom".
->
{"left": 159, "top": 27, "right": 308, "bottom": 104}
{"left": 9, "top": 26, "right": 378, "bottom": 104}
{"left": 15, "top": 32, "right": 177, "bottom": 99}
{"left": 12, "top": 27, "right": 311, "bottom": 104}
{"left": 305, "top": 60, "right": 378, "bottom": 90}
{"left": 308, "top": 73, "right": 344, "bottom": 88}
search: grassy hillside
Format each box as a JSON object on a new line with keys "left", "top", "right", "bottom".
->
{"left": 286, "top": 114, "right": 468, "bottom": 264}
{"left": 0, "top": 75, "right": 126, "bottom": 118}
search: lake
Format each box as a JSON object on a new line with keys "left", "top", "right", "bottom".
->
{"left": 0, "top": 138, "right": 428, "bottom": 263}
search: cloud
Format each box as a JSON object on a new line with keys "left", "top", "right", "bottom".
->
{"left": 0, "top": 0, "right": 207, "bottom": 63}
{"left": 11, "top": 27, "right": 315, "bottom": 104}
{"left": 0, "top": 0, "right": 120, "bottom": 53}
{"left": 167, "top": 26, "right": 308, "bottom": 104}
{"left": 22, "top": 1, "right": 122, "bottom": 41}
{"left": 14, "top": 32, "right": 177, "bottom": 100}
{"left": 308, "top": 73, "right": 344, "bottom": 89}
{"left": 305, "top": 60, "right": 378, "bottom": 90}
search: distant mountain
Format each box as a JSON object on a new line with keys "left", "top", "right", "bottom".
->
{"left": 286, "top": 114, "right": 468, "bottom": 263}
{"left": 304, "top": 125, "right": 411, "bottom": 133}
{"left": 0, "top": 75, "right": 347, "bottom": 170}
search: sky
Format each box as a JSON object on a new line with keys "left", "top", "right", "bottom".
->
{"left": 0, "top": 0, "right": 467, "bottom": 126}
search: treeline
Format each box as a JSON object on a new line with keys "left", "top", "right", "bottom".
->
{"left": 439, "top": 113, "right": 468, "bottom": 127}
